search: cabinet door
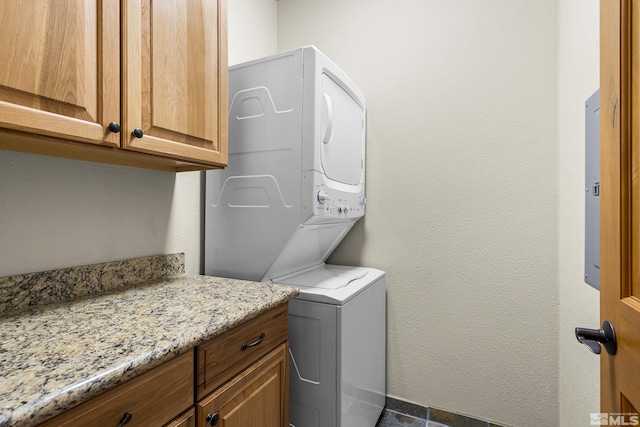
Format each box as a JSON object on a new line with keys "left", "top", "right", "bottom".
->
{"left": 197, "top": 344, "right": 289, "bottom": 427}
{"left": 165, "top": 409, "right": 196, "bottom": 427}
{"left": 123, "top": 0, "right": 228, "bottom": 167}
{"left": 0, "top": 0, "right": 120, "bottom": 146}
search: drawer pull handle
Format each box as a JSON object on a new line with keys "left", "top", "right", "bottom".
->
{"left": 241, "top": 333, "right": 266, "bottom": 351}
{"left": 117, "top": 412, "right": 132, "bottom": 427}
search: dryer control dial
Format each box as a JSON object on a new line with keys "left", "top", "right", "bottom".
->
{"left": 317, "top": 190, "right": 329, "bottom": 204}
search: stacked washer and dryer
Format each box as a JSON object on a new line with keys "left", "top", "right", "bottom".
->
{"left": 204, "top": 46, "right": 385, "bottom": 427}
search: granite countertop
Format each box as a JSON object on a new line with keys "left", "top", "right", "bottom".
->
{"left": 0, "top": 254, "right": 298, "bottom": 427}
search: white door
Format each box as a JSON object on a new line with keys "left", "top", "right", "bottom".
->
{"left": 320, "top": 73, "right": 365, "bottom": 186}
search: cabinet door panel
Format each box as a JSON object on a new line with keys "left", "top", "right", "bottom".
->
{"left": 124, "top": 0, "right": 227, "bottom": 166}
{"left": 220, "top": 372, "right": 280, "bottom": 427}
{"left": 0, "top": 0, "right": 120, "bottom": 146}
{"left": 151, "top": 0, "right": 208, "bottom": 141}
{"left": 165, "top": 408, "right": 196, "bottom": 427}
{"left": 197, "top": 344, "right": 288, "bottom": 427}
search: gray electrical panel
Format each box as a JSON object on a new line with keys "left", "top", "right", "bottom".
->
{"left": 585, "top": 90, "right": 600, "bottom": 290}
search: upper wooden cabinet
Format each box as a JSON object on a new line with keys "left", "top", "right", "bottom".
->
{"left": 0, "top": 0, "right": 120, "bottom": 147}
{"left": 123, "top": 0, "right": 227, "bottom": 165}
{"left": 0, "top": 0, "right": 227, "bottom": 171}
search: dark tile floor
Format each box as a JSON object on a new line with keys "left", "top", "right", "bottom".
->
{"left": 376, "top": 408, "right": 449, "bottom": 427}
{"left": 375, "top": 397, "right": 504, "bottom": 427}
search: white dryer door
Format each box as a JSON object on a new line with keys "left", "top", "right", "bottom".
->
{"left": 320, "top": 73, "right": 365, "bottom": 186}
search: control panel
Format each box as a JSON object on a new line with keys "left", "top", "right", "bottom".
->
{"left": 585, "top": 90, "right": 600, "bottom": 290}
{"left": 313, "top": 185, "right": 365, "bottom": 219}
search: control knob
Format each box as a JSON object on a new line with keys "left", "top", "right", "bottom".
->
{"left": 317, "top": 190, "right": 329, "bottom": 204}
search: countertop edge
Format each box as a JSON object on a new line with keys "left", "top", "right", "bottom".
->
{"left": 0, "top": 275, "right": 299, "bottom": 427}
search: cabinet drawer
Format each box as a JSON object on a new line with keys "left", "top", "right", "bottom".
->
{"left": 196, "top": 344, "right": 288, "bottom": 427}
{"left": 196, "top": 304, "right": 288, "bottom": 400}
{"left": 39, "top": 352, "right": 194, "bottom": 427}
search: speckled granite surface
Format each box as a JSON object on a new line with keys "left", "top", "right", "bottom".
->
{"left": 0, "top": 253, "right": 185, "bottom": 315}
{"left": 0, "top": 256, "right": 298, "bottom": 427}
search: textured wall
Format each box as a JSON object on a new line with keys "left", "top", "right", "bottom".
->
{"left": 0, "top": 0, "right": 277, "bottom": 277}
{"left": 557, "top": 1, "right": 600, "bottom": 425}
{"left": 0, "top": 154, "right": 201, "bottom": 275}
{"left": 277, "top": 1, "right": 559, "bottom": 425}
{"left": 228, "top": 0, "right": 277, "bottom": 66}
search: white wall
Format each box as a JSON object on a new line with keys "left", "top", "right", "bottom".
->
{"left": 0, "top": 154, "right": 200, "bottom": 275}
{"left": 228, "top": 0, "right": 277, "bottom": 66}
{"left": 0, "top": 0, "right": 277, "bottom": 277}
{"left": 278, "top": 1, "right": 559, "bottom": 425}
{"left": 557, "top": 1, "right": 600, "bottom": 426}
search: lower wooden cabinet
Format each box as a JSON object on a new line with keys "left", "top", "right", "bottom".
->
{"left": 166, "top": 409, "right": 196, "bottom": 427}
{"left": 196, "top": 305, "right": 289, "bottom": 400}
{"left": 196, "top": 344, "right": 289, "bottom": 427}
{"left": 39, "top": 352, "right": 194, "bottom": 427}
{"left": 37, "top": 304, "right": 290, "bottom": 427}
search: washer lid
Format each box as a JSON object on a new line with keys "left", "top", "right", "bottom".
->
{"left": 263, "top": 222, "right": 355, "bottom": 282}
{"left": 275, "top": 264, "right": 384, "bottom": 304}
{"left": 320, "top": 73, "right": 365, "bottom": 186}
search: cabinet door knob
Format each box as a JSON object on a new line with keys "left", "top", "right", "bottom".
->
{"left": 117, "top": 412, "right": 132, "bottom": 427}
{"left": 107, "top": 122, "right": 121, "bottom": 133}
{"left": 206, "top": 413, "right": 220, "bottom": 426}
{"left": 132, "top": 128, "right": 144, "bottom": 138}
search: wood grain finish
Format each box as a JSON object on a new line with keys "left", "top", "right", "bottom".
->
{"left": 0, "top": 0, "right": 120, "bottom": 147}
{"left": 123, "top": 0, "right": 228, "bottom": 166}
{"left": 600, "top": 0, "right": 622, "bottom": 413}
{"left": 197, "top": 344, "right": 289, "bottom": 427}
{"left": 165, "top": 408, "right": 196, "bottom": 427}
{"left": 0, "top": 0, "right": 228, "bottom": 171}
{"left": 197, "top": 304, "right": 288, "bottom": 400}
{"left": 38, "top": 352, "right": 194, "bottom": 427}
{"left": 632, "top": 0, "right": 640, "bottom": 299}
{"left": 601, "top": 0, "right": 640, "bottom": 415}
{"left": 0, "top": 130, "right": 216, "bottom": 172}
